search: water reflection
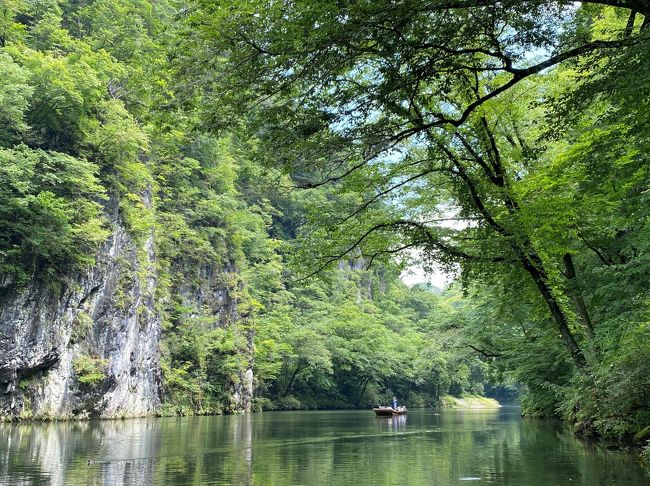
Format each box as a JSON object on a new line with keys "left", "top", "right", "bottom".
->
{"left": 0, "top": 409, "right": 648, "bottom": 485}
{"left": 375, "top": 413, "right": 407, "bottom": 433}
{"left": 0, "top": 419, "right": 162, "bottom": 485}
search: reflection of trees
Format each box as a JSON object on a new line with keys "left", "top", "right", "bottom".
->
{"left": 0, "top": 410, "right": 648, "bottom": 485}
{"left": 99, "top": 419, "right": 161, "bottom": 485}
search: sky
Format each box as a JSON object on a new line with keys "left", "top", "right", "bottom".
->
{"left": 399, "top": 206, "right": 466, "bottom": 289}
{"left": 400, "top": 259, "right": 453, "bottom": 289}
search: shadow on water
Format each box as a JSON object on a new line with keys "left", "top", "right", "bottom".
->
{"left": 0, "top": 409, "right": 648, "bottom": 485}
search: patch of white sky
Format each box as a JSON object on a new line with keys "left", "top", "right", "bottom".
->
{"left": 400, "top": 254, "right": 454, "bottom": 289}
{"left": 399, "top": 203, "right": 469, "bottom": 289}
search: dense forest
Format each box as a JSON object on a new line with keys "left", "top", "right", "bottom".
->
{"left": 0, "top": 0, "right": 648, "bottom": 460}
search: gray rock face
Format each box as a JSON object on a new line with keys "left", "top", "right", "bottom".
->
{"left": 0, "top": 215, "right": 162, "bottom": 419}
{"left": 0, "top": 184, "right": 255, "bottom": 420}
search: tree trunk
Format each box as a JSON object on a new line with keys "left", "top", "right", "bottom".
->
{"left": 433, "top": 120, "right": 589, "bottom": 370}
{"left": 520, "top": 256, "right": 588, "bottom": 369}
{"left": 283, "top": 360, "right": 303, "bottom": 397}
{"left": 355, "top": 377, "right": 370, "bottom": 406}
{"left": 563, "top": 253, "right": 595, "bottom": 340}
{"left": 625, "top": 10, "right": 637, "bottom": 36}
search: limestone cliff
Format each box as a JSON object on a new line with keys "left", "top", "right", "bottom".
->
{"left": 169, "top": 262, "right": 254, "bottom": 413}
{"left": 0, "top": 204, "right": 254, "bottom": 419}
{"left": 0, "top": 210, "right": 162, "bottom": 419}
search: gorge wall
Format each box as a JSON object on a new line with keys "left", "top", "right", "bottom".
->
{"left": 0, "top": 0, "right": 267, "bottom": 421}
{"left": 0, "top": 203, "right": 253, "bottom": 420}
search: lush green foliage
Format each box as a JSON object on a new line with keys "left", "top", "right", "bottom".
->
{"left": 2, "top": 0, "right": 648, "bottom": 451}
{"left": 254, "top": 271, "right": 502, "bottom": 410}
{"left": 0, "top": 146, "right": 107, "bottom": 283}
{"left": 0, "top": 0, "right": 157, "bottom": 282}
{"left": 73, "top": 354, "right": 108, "bottom": 387}
{"left": 182, "top": 0, "right": 650, "bottom": 442}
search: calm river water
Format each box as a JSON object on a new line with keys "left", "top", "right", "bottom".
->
{"left": 0, "top": 408, "right": 648, "bottom": 485}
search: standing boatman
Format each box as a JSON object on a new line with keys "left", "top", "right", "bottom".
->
{"left": 392, "top": 396, "right": 398, "bottom": 410}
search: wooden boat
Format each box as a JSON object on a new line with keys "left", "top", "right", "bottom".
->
{"left": 373, "top": 406, "right": 407, "bottom": 416}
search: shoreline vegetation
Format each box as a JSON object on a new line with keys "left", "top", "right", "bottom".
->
{"left": 439, "top": 395, "right": 502, "bottom": 410}
{"left": 3, "top": 395, "right": 504, "bottom": 423}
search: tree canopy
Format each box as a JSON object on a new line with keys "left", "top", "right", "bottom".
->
{"left": 178, "top": 0, "right": 650, "bottom": 438}
{"left": 0, "top": 0, "right": 648, "bottom": 447}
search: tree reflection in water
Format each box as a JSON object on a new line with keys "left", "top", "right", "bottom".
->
{"left": 0, "top": 409, "right": 648, "bottom": 485}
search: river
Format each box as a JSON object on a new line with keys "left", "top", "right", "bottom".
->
{"left": 0, "top": 408, "right": 648, "bottom": 485}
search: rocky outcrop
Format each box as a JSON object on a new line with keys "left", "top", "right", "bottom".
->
{"left": 0, "top": 207, "right": 162, "bottom": 419}
{"left": 0, "top": 190, "right": 255, "bottom": 419}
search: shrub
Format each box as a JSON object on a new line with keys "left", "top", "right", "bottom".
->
{"left": 70, "top": 311, "right": 93, "bottom": 344}
{"left": 72, "top": 354, "right": 108, "bottom": 387}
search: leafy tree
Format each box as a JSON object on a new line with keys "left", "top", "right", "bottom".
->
{"left": 0, "top": 52, "right": 31, "bottom": 146}
{"left": 179, "top": 0, "right": 649, "bottom": 439}
{"left": 0, "top": 146, "right": 107, "bottom": 283}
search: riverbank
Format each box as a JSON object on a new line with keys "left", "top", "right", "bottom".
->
{"left": 439, "top": 395, "right": 501, "bottom": 409}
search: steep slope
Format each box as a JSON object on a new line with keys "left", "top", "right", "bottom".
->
{"left": 0, "top": 200, "right": 161, "bottom": 418}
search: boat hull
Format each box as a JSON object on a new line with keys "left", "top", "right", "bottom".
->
{"left": 373, "top": 407, "right": 407, "bottom": 416}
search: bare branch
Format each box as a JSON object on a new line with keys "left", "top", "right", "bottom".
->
{"left": 467, "top": 344, "right": 503, "bottom": 358}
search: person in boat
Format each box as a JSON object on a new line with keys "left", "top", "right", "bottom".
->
{"left": 392, "top": 396, "right": 398, "bottom": 410}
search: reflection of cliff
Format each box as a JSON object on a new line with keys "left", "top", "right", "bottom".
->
{"left": 2, "top": 411, "right": 646, "bottom": 485}
{"left": 0, "top": 418, "right": 161, "bottom": 485}
{"left": 231, "top": 414, "right": 253, "bottom": 486}
{"left": 97, "top": 419, "right": 161, "bottom": 486}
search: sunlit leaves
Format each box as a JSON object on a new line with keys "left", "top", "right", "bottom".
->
{"left": 0, "top": 53, "right": 32, "bottom": 146}
{"left": 0, "top": 146, "right": 107, "bottom": 283}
